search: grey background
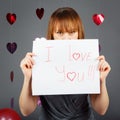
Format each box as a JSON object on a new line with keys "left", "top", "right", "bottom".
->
{"left": 0, "top": 0, "right": 120, "bottom": 120}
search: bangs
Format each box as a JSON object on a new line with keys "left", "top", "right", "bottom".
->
{"left": 47, "top": 7, "right": 85, "bottom": 39}
{"left": 53, "top": 17, "right": 78, "bottom": 33}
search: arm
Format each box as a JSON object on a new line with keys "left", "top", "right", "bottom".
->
{"left": 90, "top": 55, "right": 111, "bottom": 115}
{"left": 19, "top": 52, "right": 39, "bottom": 116}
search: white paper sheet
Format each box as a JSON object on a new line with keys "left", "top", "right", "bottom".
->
{"left": 32, "top": 38, "right": 100, "bottom": 95}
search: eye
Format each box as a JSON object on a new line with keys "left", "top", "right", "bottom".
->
{"left": 69, "top": 30, "right": 76, "bottom": 35}
{"left": 56, "top": 31, "right": 63, "bottom": 35}
{"left": 71, "top": 31, "right": 75, "bottom": 33}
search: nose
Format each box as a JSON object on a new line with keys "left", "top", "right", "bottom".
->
{"left": 61, "top": 33, "right": 71, "bottom": 40}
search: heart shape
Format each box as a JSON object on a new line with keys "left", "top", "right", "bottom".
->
{"left": 67, "top": 72, "right": 76, "bottom": 81}
{"left": 10, "top": 71, "right": 14, "bottom": 82}
{"left": 72, "top": 53, "right": 80, "bottom": 60}
{"left": 36, "top": 8, "right": 44, "bottom": 19}
{"left": 6, "top": 13, "right": 16, "bottom": 25}
{"left": 92, "top": 13, "right": 104, "bottom": 25}
{"left": 7, "top": 42, "right": 17, "bottom": 54}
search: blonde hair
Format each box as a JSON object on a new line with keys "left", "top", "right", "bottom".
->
{"left": 46, "top": 7, "right": 85, "bottom": 40}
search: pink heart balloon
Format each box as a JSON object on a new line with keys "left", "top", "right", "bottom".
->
{"left": 93, "top": 13, "right": 104, "bottom": 25}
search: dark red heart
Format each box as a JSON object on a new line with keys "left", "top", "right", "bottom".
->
{"left": 6, "top": 13, "right": 16, "bottom": 25}
{"left": 92, "top": 13, "right": 104, "bottom": 25}
{"left": 36, "top": 8, "right": 44, "bottom": 19}
{"left": 7, "top": 42, "right": 17, "bottom": 54}
{"left": 10, "top": 71, "right": 14, "bottom": 82}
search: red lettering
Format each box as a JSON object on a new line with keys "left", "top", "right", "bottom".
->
{"left": 68, "top": 45, "right": 92, "bottom": 61}
{"left": 45, "top": 46, "right": 53, "bottom": 62}
{"left": 67, "top": 72, "right": 77, "bottom": 81}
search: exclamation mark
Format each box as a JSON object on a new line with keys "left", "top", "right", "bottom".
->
{"left": 88, "top": 64, "right": 96, "bottom": 80}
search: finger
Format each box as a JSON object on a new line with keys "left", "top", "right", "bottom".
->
{"left": 25, "top": 59, "right": 33, "bottom": 69}
{"left": 99, "top": 61, "right": 110, "bottom": 72}
{"left": 101, "top": 62, "right": 108, "bottom": 71}
{"left": 20, "top": 57, "right": 34, "bottom": 69}
{"left": 97, "top": 55, "right": 105, "bottom": 61}
{"left": 26, "top": 52, "right": 36, "bottom": 58}
{"left": 20, "top": 52, "right": 36, "bottom": 69}
{"left": 26, "top": 56, "right": 35, "bottom": 65}
{"left": 103, "top": 62, "right": 111, "bottom": 72}
{"left": 98, "top": 60, "right": 105, "bottom": 70}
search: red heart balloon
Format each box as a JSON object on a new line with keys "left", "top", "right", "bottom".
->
{"left": 6, "top": 13, "right": 16, "bottom": 25}
{"left": 0, "top": 108, "right": 21, "bottom": 120}
{"left": 36, "top": 8, "right": 44, "bottom": 19}
{"left": 92, "top": 13, "right": 104, "bottom": 25}
{"left": 6, "top": 42, "right": 17, "bottom": 54}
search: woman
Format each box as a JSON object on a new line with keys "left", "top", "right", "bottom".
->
{"left": 19, "top": 7, "right": 111, "bottom": 120}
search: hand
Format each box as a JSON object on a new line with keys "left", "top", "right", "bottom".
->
{"left": 98, "top": 55, "right": 111, "bottom": 83}
{"left": 20, "top": 52, "right": 35, "bottom": 80}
